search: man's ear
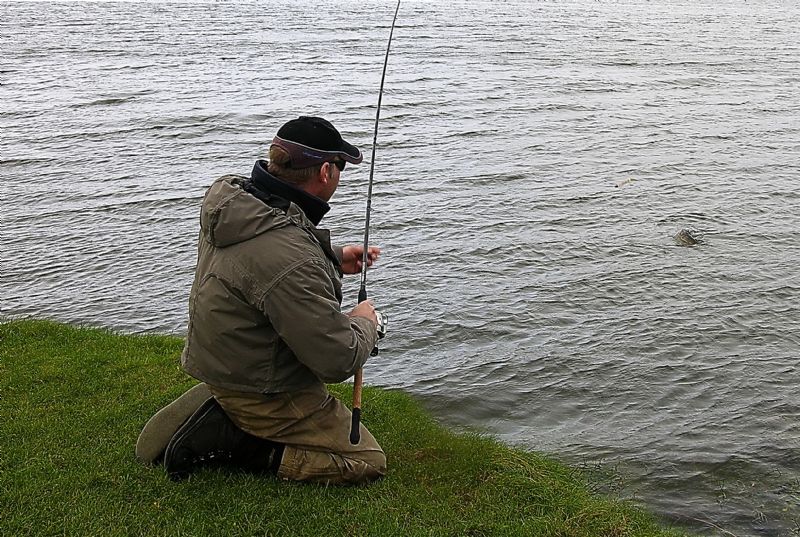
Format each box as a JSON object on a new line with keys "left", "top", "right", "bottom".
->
{"left": 305, "top": 162, "right": 330, "bottom": 198}
{"left": 319, "top": 162, "right": 332, "bottom": 185}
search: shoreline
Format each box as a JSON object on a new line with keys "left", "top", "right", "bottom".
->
{"left": 0, "top": 319, "right": 688, "bottom": 536}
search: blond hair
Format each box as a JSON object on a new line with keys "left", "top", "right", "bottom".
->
{"left": 267, "top": 145, "right": 322, "bottom": 185}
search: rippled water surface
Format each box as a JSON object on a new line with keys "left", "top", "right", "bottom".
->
{"left": 3, "top": 1, "right": 799, "bottom": 534}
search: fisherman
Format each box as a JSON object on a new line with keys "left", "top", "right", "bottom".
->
{"left": 136, "top": 116, "right": 387, "bottom": 485}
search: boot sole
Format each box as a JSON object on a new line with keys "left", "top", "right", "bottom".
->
{"left": 135, "top": 383, "right": 213, "bottom": 466}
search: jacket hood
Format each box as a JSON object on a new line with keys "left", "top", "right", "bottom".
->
{"left": 200, "top": 175, "right": 292, "bottom": 247}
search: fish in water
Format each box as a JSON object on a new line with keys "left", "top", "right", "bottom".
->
{"left": 674, "top": 229, "right": 699, "bottom": 246}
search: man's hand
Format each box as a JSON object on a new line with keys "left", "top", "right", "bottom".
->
{"left": 340, "top": 245, "right": 381, "bottom": 275}
{"left": 349, "top": 299, "right": 378, "bottom": 326}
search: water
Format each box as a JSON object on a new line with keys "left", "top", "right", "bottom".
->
{"left": 2, "top": 0, "right": 799, "bottom": 534}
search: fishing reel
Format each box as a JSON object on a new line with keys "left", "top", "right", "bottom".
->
{"left": 370, "top": 310, "right": 388, "bottom": 357}
{"left": 375, "top": 310, "right": 388, "bottom": 340}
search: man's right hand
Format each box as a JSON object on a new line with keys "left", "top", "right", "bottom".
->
{"left": 349, "top": 300, "right": 377, "bottom": 326}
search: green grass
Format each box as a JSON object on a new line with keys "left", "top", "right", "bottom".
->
{"left": 0, "top": 320, "right": 687, "bottom": 537}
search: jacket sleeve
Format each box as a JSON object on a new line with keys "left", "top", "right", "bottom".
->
{"left": 259, "top": 259, "right": 378, "bottom": 383}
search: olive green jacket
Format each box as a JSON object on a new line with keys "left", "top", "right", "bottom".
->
{"left": 181, "top": 175, "right": 378, "bottom": 393}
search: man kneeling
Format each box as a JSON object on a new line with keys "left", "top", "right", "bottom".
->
{"left": 136, "top": 117, "right": 386, "bottom": 485}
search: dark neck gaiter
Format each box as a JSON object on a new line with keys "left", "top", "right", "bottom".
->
{"left": 248, "top": 159, "right": 330, "bottom": 226}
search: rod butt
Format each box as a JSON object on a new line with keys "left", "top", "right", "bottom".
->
{"left": 350, "top": 408, "right": 362, "bottom": 445}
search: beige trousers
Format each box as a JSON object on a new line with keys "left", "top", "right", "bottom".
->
{"left": 209, "top": 384, "right": 386, "bottom": 485}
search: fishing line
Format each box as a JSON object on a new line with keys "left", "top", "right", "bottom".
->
{"left": 351, "top": 0, "right": 401, "bottom": 445}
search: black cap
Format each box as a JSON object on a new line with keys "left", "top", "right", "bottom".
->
{"left": 271, "top": 116, "right": 363, "bottom": 169}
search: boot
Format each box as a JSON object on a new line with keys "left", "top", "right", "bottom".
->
{"left": 163, "top": 398, "right": 283, "bottom": 481}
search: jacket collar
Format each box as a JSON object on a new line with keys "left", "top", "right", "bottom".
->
{"left": 249, "top": 160, "right": 330, "bottom": 226}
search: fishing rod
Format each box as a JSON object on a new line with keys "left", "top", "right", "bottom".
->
{"left": 351, "top": 0, "right": 401, "bottom": 446}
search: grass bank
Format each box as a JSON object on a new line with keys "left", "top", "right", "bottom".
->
{"left": 0, "top": 320, "right": 686, "bottom": 536}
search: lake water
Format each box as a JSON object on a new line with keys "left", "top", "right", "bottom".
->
{"left": 2, "top": 0, "right": 799, "bottom": 534}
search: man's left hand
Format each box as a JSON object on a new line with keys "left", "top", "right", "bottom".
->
{"left": 340, "top": 245, "right": 381, "bottom": 275}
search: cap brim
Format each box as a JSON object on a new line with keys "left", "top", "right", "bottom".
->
{"left": 339, "top": 138, "right": 363, "bottom": 164}
{"left": 272, "top": 136, "right": 363, "bottom": 169}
